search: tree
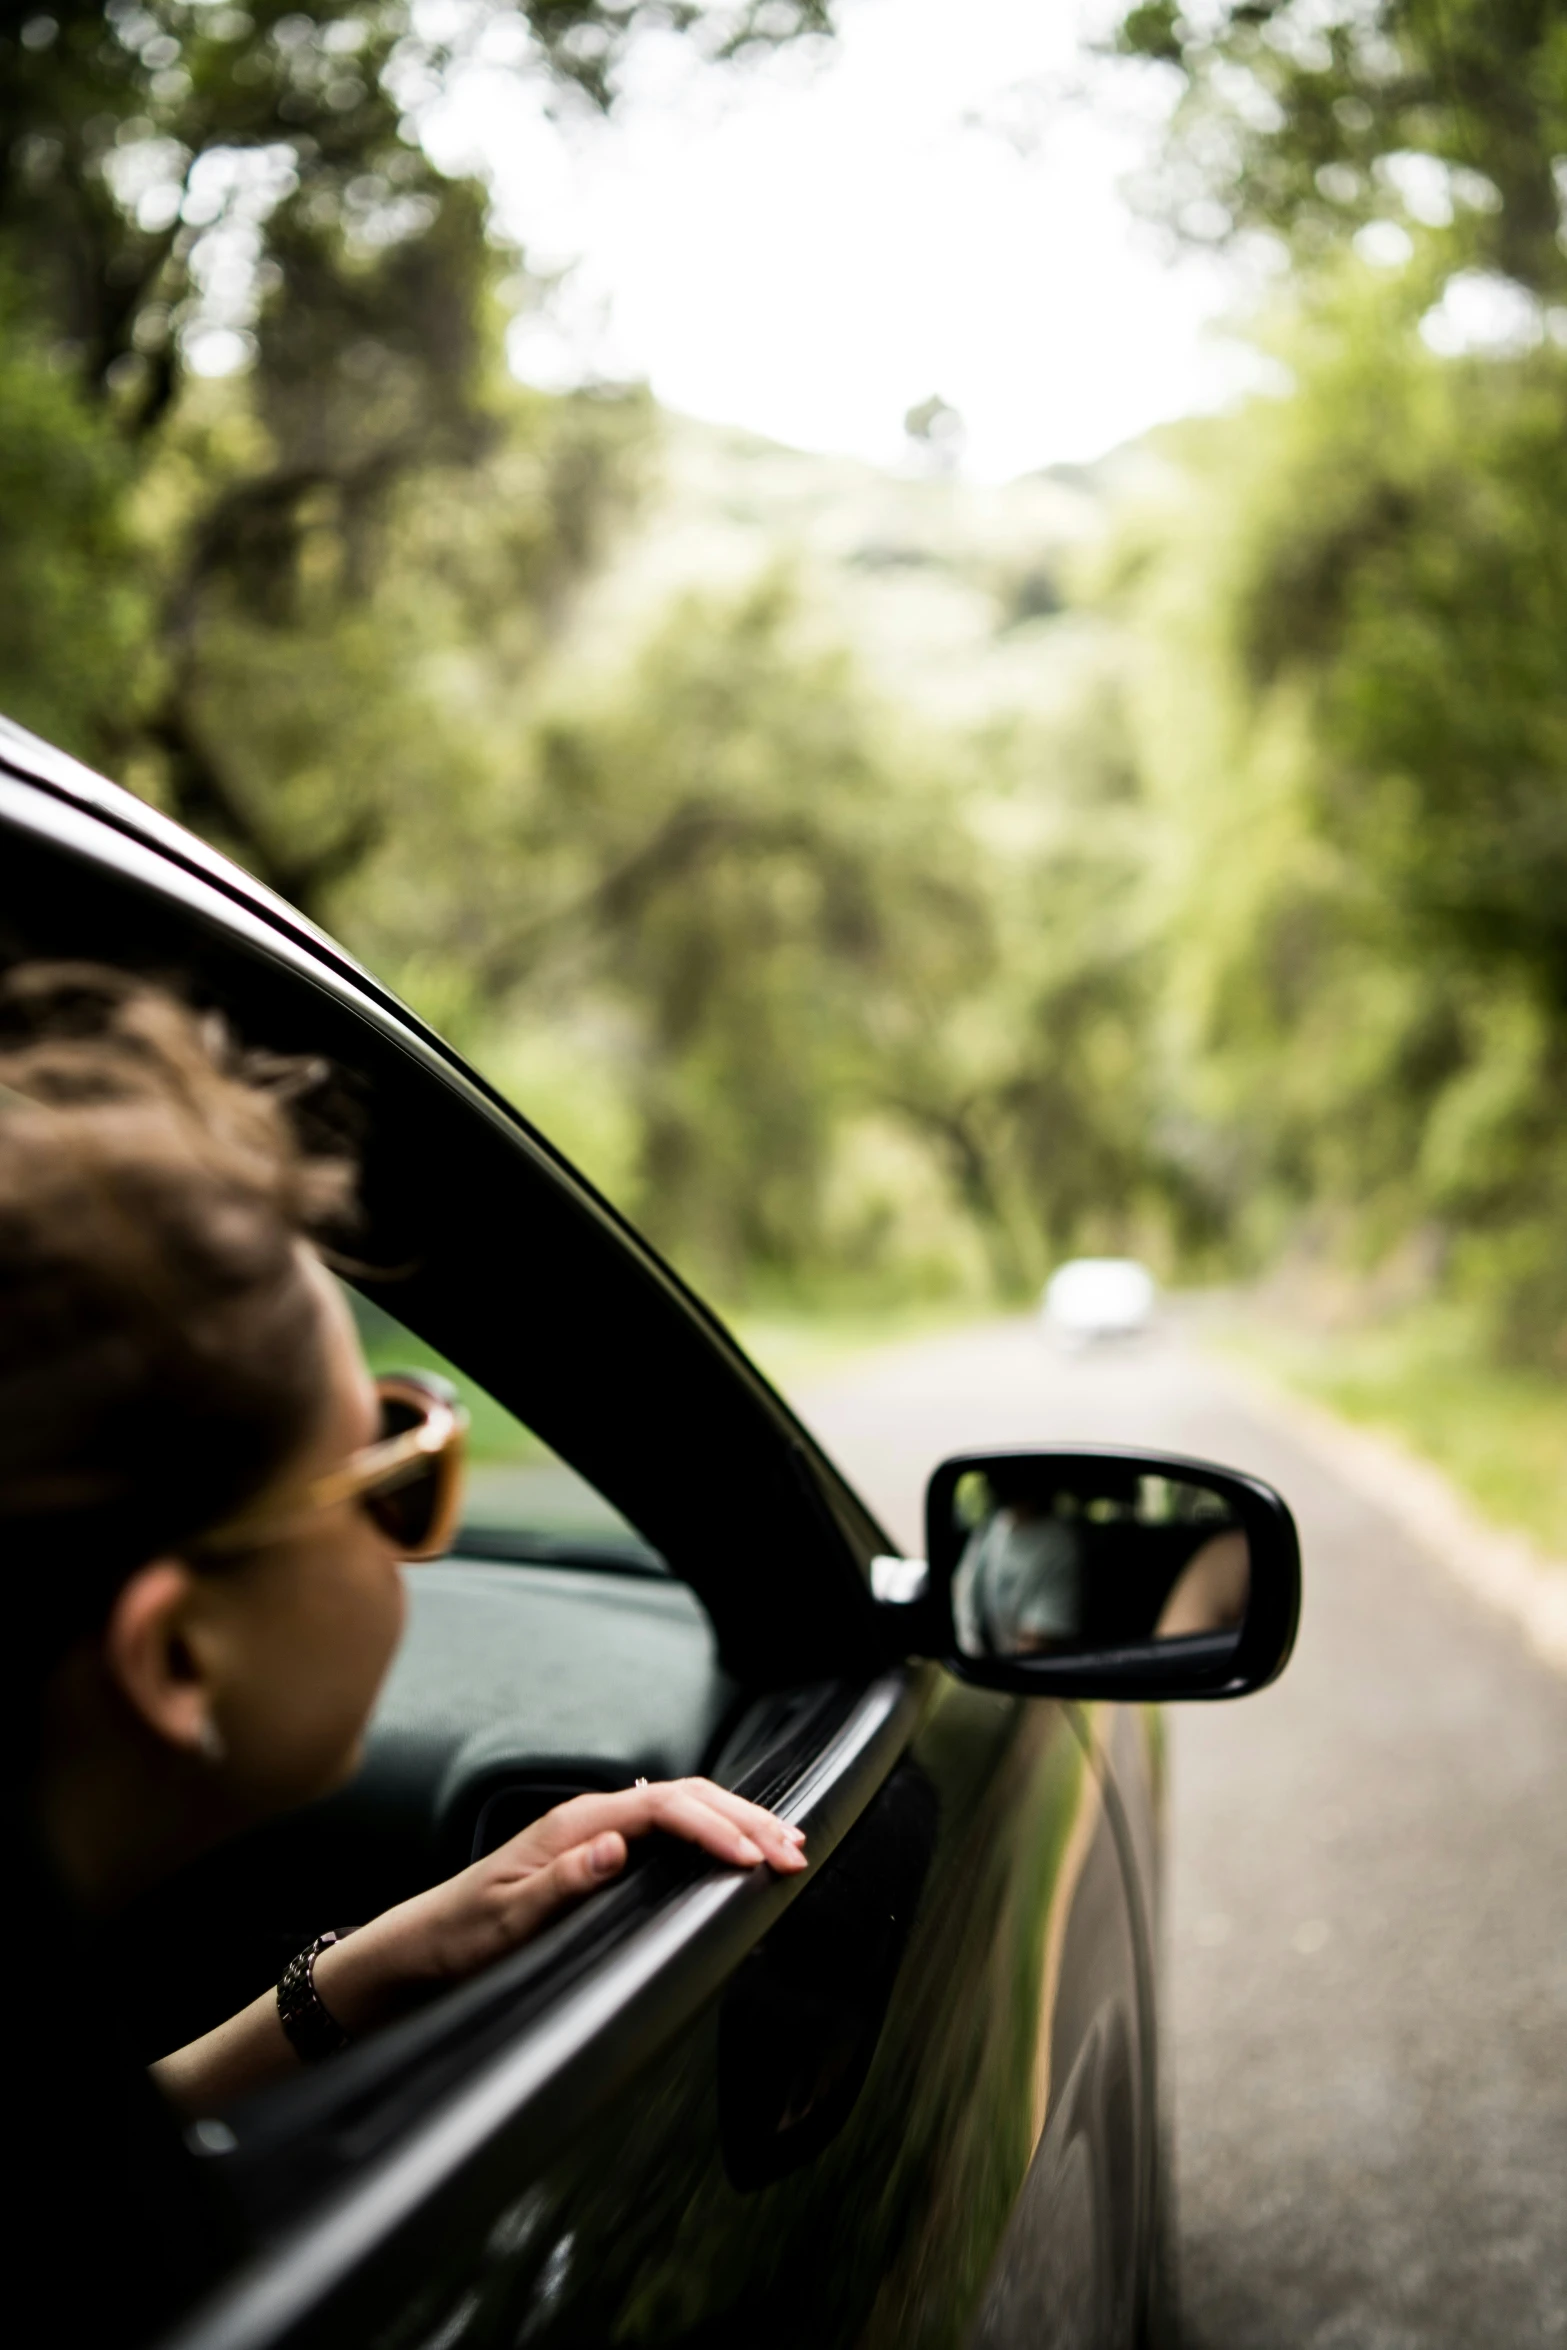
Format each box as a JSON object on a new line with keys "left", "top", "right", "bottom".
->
{"left": 0, "top": 2, "right": 832, "bottom": 910}
{"left": 1118, "top": 277, "right": 1567, "bottom": 1359}
{"left": 334, "top": 572, "right": 990, "bottom": 1293}
{"left": 2, "top": 3, "right": 833, "bottom": 425}
{"left": 0, "top": 275, "right": 147, "bottom": 756}
{"left": 1112, "top": 0, "right": 1567, "bottom": 297}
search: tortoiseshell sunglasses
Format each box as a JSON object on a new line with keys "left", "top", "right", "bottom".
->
{"left": 198, "top": 1372, "right": 468, "bottom": 1562}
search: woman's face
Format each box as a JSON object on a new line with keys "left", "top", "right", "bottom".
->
{"left": 198, "top": 1254, "right": 408, "bottom": 1814}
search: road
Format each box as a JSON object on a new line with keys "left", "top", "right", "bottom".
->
{"left": 794, "top": 1318, "right": 1567, "bottom": 2349}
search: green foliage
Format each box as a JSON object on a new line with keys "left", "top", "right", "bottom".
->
{"left": 1112, "top": 0, "right": 1567, "bottom": 295}
{"left": 345, "top": 572, "right": 987, "bottom": 1294}
{"left": 1, "top": 3, "right": 833, "bottom": 422}
{"left": 1118, "top": 269, "right": 1567, "bottom": 1360}
{"left": 309, "top": 554, "right": 1182, "bottom": 1307}
{"left": 1088, "top": 0, "right": 1567, "bottom": 1375}
{"left": 135, "top": 373, "right": 652, "bottom": 911}
{"left": 0, "top": 2, "right": 1189, "bottom": 1314}
{"left": 0, "top": 3, "right": 829, "bottom": 914}
{"left": 0, "top": 281, "right": 150, "bottom": 758}
{"left": 23, "top": 0, "right": 1567, "bottom": 1355}
{"left": 876, "top": 699, "right": 1178, "bottom": 1294}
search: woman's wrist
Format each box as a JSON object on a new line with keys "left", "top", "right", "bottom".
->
{"left": 308, "top": 1913, "right": 396, "bottom": 2036}
{"left": 307, "top": 1895, "right": 445, "bottom": 2035}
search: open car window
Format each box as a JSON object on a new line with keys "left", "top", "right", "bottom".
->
{"left": 346, "top": 1284, "right": 668, "bottom": 1577}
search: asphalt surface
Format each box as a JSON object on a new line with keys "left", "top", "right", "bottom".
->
{"left": 795, "top": 1318, "right": 1567, "bottom": 2349}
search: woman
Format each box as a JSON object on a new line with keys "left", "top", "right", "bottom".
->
{"left": 3, "top": 962, "right": 803, "bottom": 2335}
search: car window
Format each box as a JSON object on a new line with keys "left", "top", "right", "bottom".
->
{"left": 344, "top": 1283, "right": 667, "bottom": 1575}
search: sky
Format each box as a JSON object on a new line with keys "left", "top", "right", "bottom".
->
{"left": 431, "top": 0, "right": 1265, "bottom": 482}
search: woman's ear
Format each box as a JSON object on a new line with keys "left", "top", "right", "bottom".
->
{"left": 102, "top": 1561, "right": 222, "bottom": 1759}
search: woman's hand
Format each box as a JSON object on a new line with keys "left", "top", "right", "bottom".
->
{"left": 310, "top": 1778, "right": 805, "bottom": 2037}
{"left": 153, "top": 1780, "right": 805, "bottom": 2112}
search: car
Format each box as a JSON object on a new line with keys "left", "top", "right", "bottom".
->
{"left": 0, "top": 712, "right": 1301, "bottom": 2350}
{"left": 1043, "top": 1259, "right": 1159, "bottom": 1350}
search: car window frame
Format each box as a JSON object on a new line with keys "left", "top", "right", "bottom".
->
{"left": 0, "top": 758, "right": 891, "bottom": 1683}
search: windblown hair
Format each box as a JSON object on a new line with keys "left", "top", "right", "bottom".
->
{"left": 0, "top": 963, "right": 356, "bottom": 1658}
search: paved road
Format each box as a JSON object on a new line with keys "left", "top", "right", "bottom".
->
{"left": 794, "top": 1318, "right": 1567, "bottom": 2349}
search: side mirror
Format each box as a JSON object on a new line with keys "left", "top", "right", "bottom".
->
{"left": 895, "top": 1447, "right": 1301, "bottom": 1700}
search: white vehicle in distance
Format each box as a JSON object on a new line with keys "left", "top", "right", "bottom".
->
{"left": 1042, "top": 1257, "right": 1158, "bottom": 1349}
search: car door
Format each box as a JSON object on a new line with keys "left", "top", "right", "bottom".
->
{"left": 0, "top": 728, "right": 1157, "bottom": 2350}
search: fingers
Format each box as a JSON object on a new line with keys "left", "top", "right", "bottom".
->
{"left": 675, "top": 1779, "right": 809, "bottom": 1861}
{"left": 491, "top": 1831, "right": 629, "bottom": 1946}
{"left": 329, "top": 1779, "right": 804, "bottom": 2020}
{"left": 635, "top": 1778, "right": 808, "bottom": 1870}
{"left": 501, "top": 1780, "right": 807, "bottom": 1877}
{"left": 577, "top": 1830, "right": 629, "bottom": 1886}
{"left": 633, "top": 1779, "right": 806, "bottom": 1873}
{"left": 644, "top": 1783, "right": 778, "bottom": 1871}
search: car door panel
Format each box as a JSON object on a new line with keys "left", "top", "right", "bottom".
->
{"left": 972, "top": 1712, "right": 1146, "bottom": 2350}
{"left": 159, "top": 1668, "right": 1148, "bottom": 2350}
{"left": 383, "top": 1691, "right": 1135, "bottom": 2350}
{"left": 717, "top": 1759, "right": 939, "bottom": 2192}
{"left": 163, "top": 1675, "right": 925, "bottom": 2350}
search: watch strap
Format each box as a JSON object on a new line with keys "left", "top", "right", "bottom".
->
{"left": 277, "top": 1930, "right": 354, "bottom": 2062}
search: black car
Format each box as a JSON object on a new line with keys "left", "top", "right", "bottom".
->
{"left": 0, "top": 714, "right": 1300, "bottom": 2350}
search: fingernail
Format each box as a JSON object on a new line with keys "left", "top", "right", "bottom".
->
{"left": 783, "top": 1825, "right": 806, "bottom": 1844}
{"left": 736, "top": 1836, "right": 764, "bottom": 1865}
{"left": 590, "top": 1834, "right": 622, "bottom": 1877}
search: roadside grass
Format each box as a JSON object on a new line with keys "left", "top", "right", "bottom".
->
{"left": 1211, "top": 1301, "right": 1567, "bottom": 1561}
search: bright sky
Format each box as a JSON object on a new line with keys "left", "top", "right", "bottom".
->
{"left": 431, "top": 0, "right": 1263, "bottom": 482}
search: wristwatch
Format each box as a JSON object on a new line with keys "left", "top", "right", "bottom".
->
{"left": 277, "top": 1929, "right": 355, "bottom": 2062}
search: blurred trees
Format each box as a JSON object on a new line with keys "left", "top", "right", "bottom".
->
{"left": 1115, "top": 0, "right": 1567, "bottom": 296}
{"left": 0, "top": 274, "right": 147, "bottom": 751}
{"left": 331, "top": 573, "right": 1174, "bottom": 1301}
{"left": 1, "top": 1, "right": 829, "bottom": 426}
{"left": 1130, "top": 303, "right": 1567, "bottom": 1360}
{"left": 0, "top": 1, "right": 827, "bottom": 907}
{"left": 1088, "top": 0, "right": 1567, "bottom": 1365}
{"left": 4, "top": 0, "right": 1176, "bottom": 1309}
{"left": 14, "top": 1, "right": 1567, "bottom": 1337}
{"left": 569, "top": 604, "right": 1174, "bottom": 1297}
{"left": 0, "top": 3, "right": 1188, "bottom": 1306}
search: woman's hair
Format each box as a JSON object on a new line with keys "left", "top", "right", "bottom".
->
{"left": 0, "top": 963, "right": 357, "bottom": 1659}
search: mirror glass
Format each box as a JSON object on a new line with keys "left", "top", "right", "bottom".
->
{"left": 948, "top": 1463, "right": 1249, "bottom": 1661}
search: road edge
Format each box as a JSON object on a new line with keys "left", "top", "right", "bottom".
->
{"left": 1201, "top": 1349, "right": 1567, "bottom": 1677}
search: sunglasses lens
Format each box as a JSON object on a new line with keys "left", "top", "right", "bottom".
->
{"left": 363, "top": 1461, "right": 443, "bottom": 1552}
{"left": 361, "top": 1383, "right": 461, "bottom": 1556}
{"left": 378, "top": 1388, "right": 427, "bottom": 1442}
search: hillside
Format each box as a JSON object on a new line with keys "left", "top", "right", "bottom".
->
{"left": 565, "top": 410, "right": 1166, "bottom": 727}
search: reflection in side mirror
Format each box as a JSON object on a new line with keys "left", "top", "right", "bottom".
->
{"left": 919, "top": 1448, "right": 1301, "bottom": 1702}
{"left": 950, "top": 1465, "right": 1249, "bottom": 1660}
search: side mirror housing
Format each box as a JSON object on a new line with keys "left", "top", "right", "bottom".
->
{"left": 889, "top": 1447, "right": 1301, "bottom": 1701}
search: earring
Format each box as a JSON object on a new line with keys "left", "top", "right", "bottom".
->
{"left": 196, "top": 1716, "right": 227, "bottom": 1765}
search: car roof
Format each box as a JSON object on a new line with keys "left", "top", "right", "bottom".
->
{"left": 0, "top": 712, "right": 385, "bottom": 1001}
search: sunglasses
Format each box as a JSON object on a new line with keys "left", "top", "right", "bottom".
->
{"left": 198, "top": 1372, "right": 469, "bottom": 1562}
